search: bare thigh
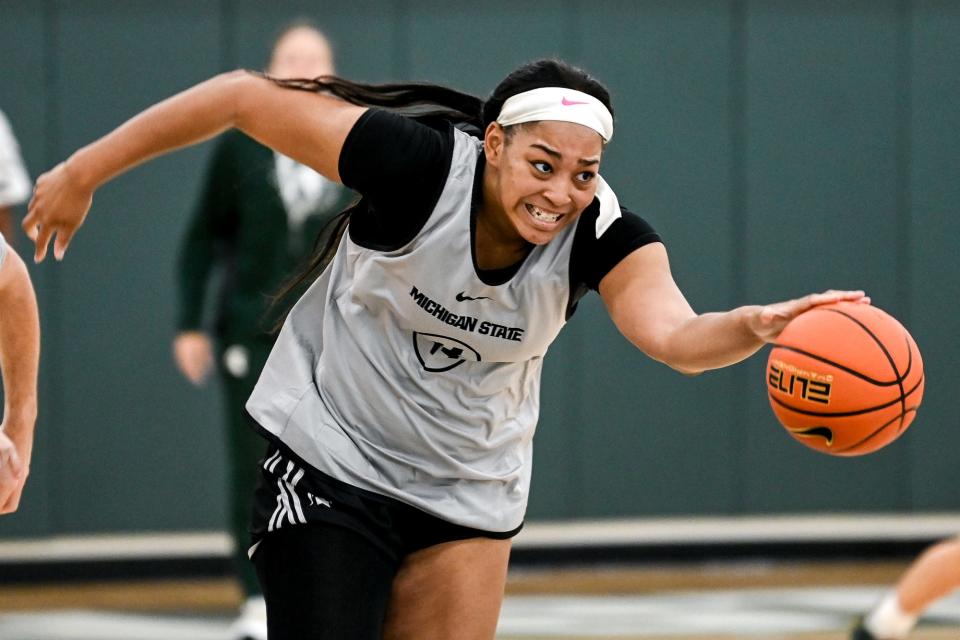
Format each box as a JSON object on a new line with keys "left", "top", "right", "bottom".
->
{"left": 382, "top": 537, "right": 511, "bottom": 640}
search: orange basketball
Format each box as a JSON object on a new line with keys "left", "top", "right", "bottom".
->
{"left": 766, "top": 301, "right": 924, "bottom": 456}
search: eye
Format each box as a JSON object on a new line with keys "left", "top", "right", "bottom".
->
{"left": 575, "top": 171, "right": 596, "bottom": 183}
{"left": 531, "top": 161, "right": 552, "bottom": 174}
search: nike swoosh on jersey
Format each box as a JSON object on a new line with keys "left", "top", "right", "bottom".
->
{"left": 456, "top": 291, "right": 490, "bottom": 302}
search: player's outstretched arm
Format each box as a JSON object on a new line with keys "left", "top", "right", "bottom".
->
{"left": 599, "top": 242, "right": 867, "bottom": 375}
{"left": 23, "top": 70, "right": 367, "bottom": 262}
{"left": 0, "top": 244, "right": 40, "bottom": 514}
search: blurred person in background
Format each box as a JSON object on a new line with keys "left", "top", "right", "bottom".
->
{"left": 0, "top": 109, "right": 32, "bottom": 245}
{"left": 172, "top": 21, "right": 354, "bottom": 640}
{"left": 0, "top": 230, "right": 40, "bottom": 515}
{"left": 853, "top": 535, "right": 960, "bottom": 639}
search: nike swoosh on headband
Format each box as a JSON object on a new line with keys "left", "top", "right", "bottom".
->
{"left": 496, "top": 86, "right": 613, "bottom": 142}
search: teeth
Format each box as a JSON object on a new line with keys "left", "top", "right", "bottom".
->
{"left": 527, "top": 204, "right": 563, "bottom": 223}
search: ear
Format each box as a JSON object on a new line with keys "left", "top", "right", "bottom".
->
{"left": 483, "top": 122, "right": 506, "bottom": 168}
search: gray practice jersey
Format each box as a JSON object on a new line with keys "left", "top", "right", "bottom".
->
{"left": 0, "top": 110, "right": 31, "bottom": 208}
{"left": 0, "top": 231, "right": 7, "bottom": 268}
{"left": 247, "top": 113, "right": 659, "bottom": 532}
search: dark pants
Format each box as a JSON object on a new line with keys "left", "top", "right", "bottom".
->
{"left": 219, "top": 340, "right": 273, "bottom": 597}
{"left": 247, "top": 443, "right": 522, "bottom": 638}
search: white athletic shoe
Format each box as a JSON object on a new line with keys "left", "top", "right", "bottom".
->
{"left": 229, "top": 595, "right": 267, "bottom": 640}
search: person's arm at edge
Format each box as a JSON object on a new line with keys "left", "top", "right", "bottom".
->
{"left": 0, "top": 244, "right": 40, "bottom": 513}
{"left": 600, "top": 242, "right": 867, "bottom": 375}
{"left": 24, "top": 70, "right": 368, "bottom": 262}
{"left": 0, "top": 208, "right": 15, "bottom": 245}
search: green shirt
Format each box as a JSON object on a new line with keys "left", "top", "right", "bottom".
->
{"left": 177, "top": 130, "right": 354, "bottom": 344}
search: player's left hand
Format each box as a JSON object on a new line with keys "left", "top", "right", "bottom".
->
{"left": 748, "top": 289, "right": 870, "bottom": 343}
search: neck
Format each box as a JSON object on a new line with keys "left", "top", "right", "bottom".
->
{"left": 475, "top": 166, "right": 531, "bottom": 270}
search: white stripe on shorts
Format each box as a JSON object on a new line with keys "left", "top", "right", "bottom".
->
{"left": 286, "top": 468, "right": 306, "bottom": 524}
{"left": 268, "top": 460, "right": 307, "bottom": 531}
{"left": 265, "top": 450, "right": 282, "bottom": 473}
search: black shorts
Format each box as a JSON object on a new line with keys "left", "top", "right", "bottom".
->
{"left": 248, "top": 440, "right": 523, "bottom": 638}
{"left": 249, "top": 440, "right": 523, "bottom": 565}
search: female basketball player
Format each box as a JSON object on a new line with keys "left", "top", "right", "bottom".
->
{"left": 23, "top": 59, "right": 866, "bottom": 639}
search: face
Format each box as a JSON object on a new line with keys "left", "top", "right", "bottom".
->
{"left": 484, "top": 120, "right": 603, "bottom": 246}
{"left": 268, "top": 27, "right": 334, "bottom": 79}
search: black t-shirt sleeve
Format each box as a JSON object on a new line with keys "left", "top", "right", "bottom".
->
{"left": 337, "top": 109, "right": 455, "bottom": 250}
{"left": 567, "top": 204, "right": 662, "bottom": 318}
{"left": 581, "top": 207, "right": 661, "bottom": 290}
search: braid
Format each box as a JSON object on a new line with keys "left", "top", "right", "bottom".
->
{"left": 262, "top": 72, "right": 484, "bottom": 132}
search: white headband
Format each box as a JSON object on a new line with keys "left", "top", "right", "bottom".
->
{"left": 496, "top": 87, "right": 613, "bottom": 142}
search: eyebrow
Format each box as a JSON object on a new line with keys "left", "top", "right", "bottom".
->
{"left": 529, "top": 143, "right": 600, "bottom": 167}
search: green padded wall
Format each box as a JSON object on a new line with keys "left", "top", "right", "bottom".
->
{"left": 0, "top": 1, "right": 957, "bottom": 537}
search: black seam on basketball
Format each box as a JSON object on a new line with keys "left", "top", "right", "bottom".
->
{"left": 835, "top": 408, "right": 917, "bottom": 454}
{"left": 818, "top": 308, "right": 908, "bottom": 430}
{"left": 768, "top": 373, "right": 923, "bottom": 417}
{"left": 896, "top": 336, "right": 917, "bottom": 433}
{"left": 897, "top": 370, "right": 926, "bottom": 434}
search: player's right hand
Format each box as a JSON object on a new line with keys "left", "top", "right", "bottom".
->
{"left": 0, "top": 430, "right": 25, "bottom": 515}
{"left": 746, "top": 289, "right": 870, "bottom": 343}
{"left": 23, "top": 160, "right": 94, "bottom": 263}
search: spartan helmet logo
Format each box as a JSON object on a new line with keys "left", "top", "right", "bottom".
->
{"left": 412, "top": 332, "right": 481, "bottom": 372}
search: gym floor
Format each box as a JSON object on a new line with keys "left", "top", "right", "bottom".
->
{"left": 4, "top": 517, "right": 959, "bottom": 639}
{"left": 1, "top": 560, "right": 959, "bottom": 639}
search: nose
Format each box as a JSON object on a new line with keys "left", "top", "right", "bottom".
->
{"left": 542, "top": 178, "right": 573, "bottom": 210}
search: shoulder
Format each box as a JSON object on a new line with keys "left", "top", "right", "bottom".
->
{"left": 346, "top": 109, "right": 455, "bottom": 145}
{"left": 338, "top": 109, "right": 455, "bottom": 188}
{"left": 571, "top": 201, "right": 662, "bottom": 291}
{"left": 339, "top": 110, "right": 462, "bottom": 251}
